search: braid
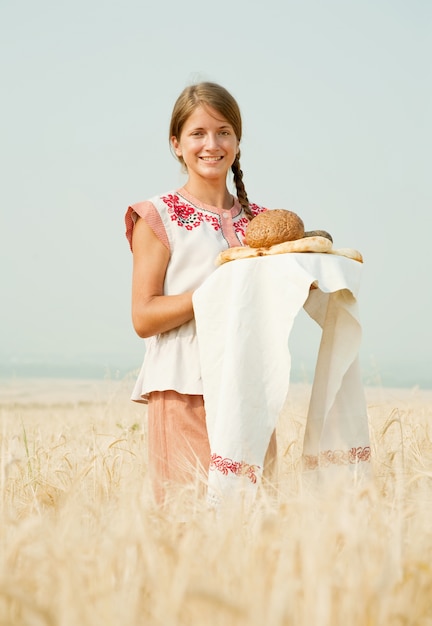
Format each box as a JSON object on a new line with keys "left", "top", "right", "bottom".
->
{"left": 232, "top": 154, "right": 253, "bottom": 221}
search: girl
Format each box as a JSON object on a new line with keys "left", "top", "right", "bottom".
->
{"left": 125, "top": 82, "right": 276, "bottom": 504}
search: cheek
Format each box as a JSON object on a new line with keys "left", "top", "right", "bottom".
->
{"left": 229, "top": 143, "right": 239, "bottom": 159}
{"left": 179, "top": 139, "right": 198, "bottom": 157}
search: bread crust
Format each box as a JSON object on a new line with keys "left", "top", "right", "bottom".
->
{"left": 216, "top": 236, "right": 332, "bottom": 265}
{"left": 304, "top": 229, "right": 333, "bottom": 242}
{"left": 215, "top": 237, "right": 363, "bottom": 266}
{"left": 219, "top": 208, "right": 363, "bottom": 266}
{"left": 244, "top": 209, "right": 305, "bottom": 248}
{"left": 328, "top": 248, "right": 363, "bottom": 263}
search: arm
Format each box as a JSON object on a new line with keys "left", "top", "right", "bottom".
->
{"left": 131, "top": 217, "right": 194, "bottom": 338}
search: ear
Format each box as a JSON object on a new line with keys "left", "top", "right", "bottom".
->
{"left": 171, "top": 136, "right": 182, "bottom": 157}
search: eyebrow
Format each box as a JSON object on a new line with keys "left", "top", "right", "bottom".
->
{"left": 191, "top": 124, "right": 232, "bottom": 131}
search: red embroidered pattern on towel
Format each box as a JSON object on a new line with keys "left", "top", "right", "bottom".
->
{"left": 302, "top": 446, "right": 371, "bottom": 470}
{"left": 210, "top": 453, "right": 261, "bottom": 484}
{"left": 161, "top": 193, "right": 221, "bottom": 231}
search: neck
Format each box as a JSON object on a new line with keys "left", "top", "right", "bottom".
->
{"left": 183, "top": 179, "right": 233, "bottom": 211}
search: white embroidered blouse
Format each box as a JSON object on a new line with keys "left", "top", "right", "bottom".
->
{"left": 125, "top": 187, "right": 266, "bottom": 402}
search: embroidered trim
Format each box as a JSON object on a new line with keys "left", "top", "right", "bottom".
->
{"left": 210, "top": 453, "right": 261, "bottom": 484}
{"left": 233, "top": 216, "right": 248, "bottom": 237}
{"left": 233, "top": 204, "right": 267, "bottom": 238}
{"left": 161, "top": 194, "right": 267, "bottom": 236}
{"left": 161, "top": 193, "right": 221, "bottom": 232}
{"left": 250, "top": 203, "right": 267, "bottom": 216}
{"left": 302, "top": 446, "right": 371, "bottom": 470}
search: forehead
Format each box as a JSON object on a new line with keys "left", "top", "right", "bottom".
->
{"left": 183, "top": 104, "right": 232, "bottom": 129}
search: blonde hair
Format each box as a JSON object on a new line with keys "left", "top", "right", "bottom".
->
{"left": 169, "top": 82, "right": 252, "bottom": 219}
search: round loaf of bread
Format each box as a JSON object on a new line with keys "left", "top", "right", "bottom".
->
{"left": 304, "top": 229, "right": 333, "bottom": 243}
{"left": 244, "top": 209, "right": 305, "bottom": 248}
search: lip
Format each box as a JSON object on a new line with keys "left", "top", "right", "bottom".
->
{"left": 199, "top": 156, "right": 224, "bottom": 162}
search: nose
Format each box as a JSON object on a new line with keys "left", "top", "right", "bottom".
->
{"left": 204, "top": 133, "right": 219, "bottom": 150}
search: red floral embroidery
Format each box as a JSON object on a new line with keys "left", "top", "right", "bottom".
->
{"left": 233, "top": 203, "right": 267, "bottom": 239}
{"left": 250, "top": 203, "right": 267, "bottom": 216}
{"left": 302, "top": 446, "right": 371, "bottom": 470}
{"left": 210, "top": 453, "right": 260, "bottom": 484}
{"left": 233, "top": 216, "right": 249, "bottom": 238}
{"left": 162, "top": 194, "right": 266, "bottom": 237}
{"left": 161, "top": 193, "right": 221, "bottom": 231}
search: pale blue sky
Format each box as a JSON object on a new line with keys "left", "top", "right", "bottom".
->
{"left": 1, "top": 0, "right": 431, "bottom": 386}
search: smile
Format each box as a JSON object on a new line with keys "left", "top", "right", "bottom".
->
{"left": 200, "top": 156, "right": 223, "bottom": 162}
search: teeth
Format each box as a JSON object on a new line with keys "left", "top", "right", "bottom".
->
{"left": 201, "top": 157, "right": 222, "bottom": 161}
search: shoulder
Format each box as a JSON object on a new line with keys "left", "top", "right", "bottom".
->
{"left": 125, "top": 200, "right": 158, "bottom": 241}
{"left": 128, "top": 199, "right": 157, "bottom": 218}
{"left": 126, "top": 190, "right": 179, "bottom": 226}
{"left": 129, "top": 190, "right": 177, "bottom": 215}
{"left": 125, "top": 194, "right": 174, "bottom": 252}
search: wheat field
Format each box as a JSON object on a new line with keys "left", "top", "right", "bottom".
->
{"left": 1, "top": 377, "right": 432, "bottom": 626}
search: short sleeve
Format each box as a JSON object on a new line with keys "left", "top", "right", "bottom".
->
{"left": 125, "top": 201, "right": 170, "bottom": 252}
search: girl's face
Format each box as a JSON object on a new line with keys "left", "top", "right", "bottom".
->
{"left": 171, "top": 105, "right": 239, "bottom": 183}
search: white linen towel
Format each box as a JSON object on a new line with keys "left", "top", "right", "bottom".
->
{"left": 192, "top": 253, "right": 370, "bottom": 505}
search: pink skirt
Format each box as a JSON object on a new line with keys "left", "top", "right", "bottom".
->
{"left": 147, "top": 390, "right": 277, "bottom": 505}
